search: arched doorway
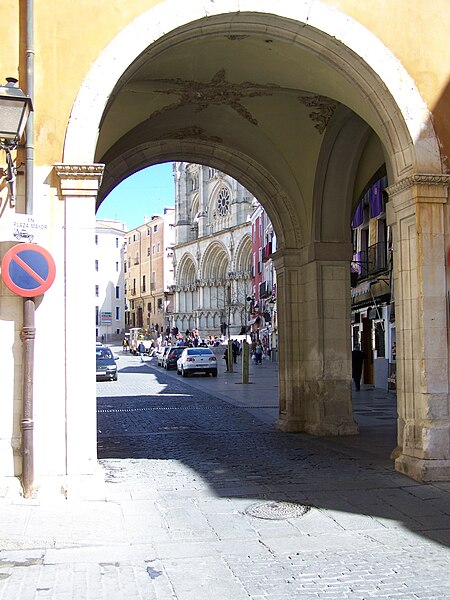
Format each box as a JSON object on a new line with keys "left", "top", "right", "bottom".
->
{"left": 60, "top": 3, "right": 449, "bottom": 482}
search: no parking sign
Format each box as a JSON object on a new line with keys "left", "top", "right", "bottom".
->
{"left": 1, "top": 243, "right": 56, "bottom": 297}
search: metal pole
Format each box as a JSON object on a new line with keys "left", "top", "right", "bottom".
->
{"left": 227, "top": 339, "right": 233, "bottom": 373}
{"left": 21, "top": 297, "right": 35, "bottom": 498}
{"left": 227, "top": 283, "right": 231, "bottom": 340}
{"left": 25, "top": 0, "right": 34, "bottom": 214}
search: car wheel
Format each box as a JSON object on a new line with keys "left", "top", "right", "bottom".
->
{"left": 211, "top": 370, "right": 217, "bottom": 377}
{"left": 182, "top": 367, "right": 187, "bottom": 377}
{"left": 113, "top": 374, "right": 118, "bottom": 381}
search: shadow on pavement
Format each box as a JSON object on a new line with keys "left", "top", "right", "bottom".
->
{"left": 97, "top": 357, "right": 450, "bottom": 550}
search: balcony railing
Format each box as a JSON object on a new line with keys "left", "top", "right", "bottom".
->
{"left": 262, "top": 241, "right": 272, "bottom": 262}
{"left": 352, "top": 242, "right": 388, "bottom": 280}
{"left": 259, "top": 281, "right": 272, "bottom": 299}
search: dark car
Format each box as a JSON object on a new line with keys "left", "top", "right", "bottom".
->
{"left": 96, "top": 345, "right": 119, "bottom": 381}
{"left": 163, "top": 346, "right": 187, "bottom": 370}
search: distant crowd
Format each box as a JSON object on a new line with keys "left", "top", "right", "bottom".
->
{"left": 122, "top": 326, "right": 273, "bottom": 364}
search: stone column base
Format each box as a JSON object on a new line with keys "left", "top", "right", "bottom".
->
{"left": 276, "top": 416, "right": 359, "bottom": 436}
{"left": 395, "top": 454, "right": 450, "bottom": 482}
{"left": 0, "top": 476, "right": 24, "bottom": 500}
{"left": 0, "top": 469, "right": 106, "bottom": 501}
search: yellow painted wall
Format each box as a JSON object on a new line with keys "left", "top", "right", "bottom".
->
{"left": 0, "top": 1, "right": 448, "bottom": 168}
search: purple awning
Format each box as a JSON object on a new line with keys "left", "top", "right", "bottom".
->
{"left": 351, "top": 202, "right": 364, "bottom": 228}
{"left": 370, "top": 180, "right": 383, "bottom": 218}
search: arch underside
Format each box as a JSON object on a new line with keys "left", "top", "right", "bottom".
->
{"left": 176, "top": 253, "right": 196, "bottom": 286}
{"left": 82, "top": 9, "right": 442, "bottom": 252}
{"left": 201, "top": 242, "right": 229, "bottom": 282}
{"left": 60, "top": 2, "right": 450, "bottom": 481}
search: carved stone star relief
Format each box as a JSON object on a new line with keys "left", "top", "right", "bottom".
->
{"left": 124, "top": 71, "right": 339, "bottom": 132}
{"left": 297, "top": 95, "right": 338, "bottom": 134}
{"left": 155, "top": 126, "right": 223, "bottom": 143}
{"left": 128, "top": 69, "right": 277, "bottom": 125}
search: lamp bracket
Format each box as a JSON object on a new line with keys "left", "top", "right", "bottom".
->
{"left": 0, "top": 140, "right": 17, "bottom": 207}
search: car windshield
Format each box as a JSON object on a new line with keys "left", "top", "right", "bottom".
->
{"left": 187, "top": 349, "right": 212, "bottom": 356}
{"left": 96, "top": 348, "right": 113, "bottom": 359}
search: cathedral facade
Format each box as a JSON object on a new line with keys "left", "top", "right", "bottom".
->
{"left": 171, "top": 163, "right": 254, "bottom": 338}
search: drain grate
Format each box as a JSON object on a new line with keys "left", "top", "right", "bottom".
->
{"left": 245, "top": 501, "right": 311, "bottom": 520}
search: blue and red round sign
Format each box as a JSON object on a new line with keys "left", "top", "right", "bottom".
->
{"left": 1, "top": 243, "right": 56, "bottom": 297}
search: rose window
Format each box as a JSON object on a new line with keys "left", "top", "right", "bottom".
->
{"left": 217, "top": 187, "right": 230, "bottom": 217}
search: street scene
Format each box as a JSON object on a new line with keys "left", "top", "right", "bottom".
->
{"left": 0, "top": 346, "right": 449, "bottom": 599}
{"left": 1, "top": 3, "right": 450, "bottom": 599}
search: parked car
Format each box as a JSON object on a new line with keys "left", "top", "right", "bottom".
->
{"left": 162, "top": 346, "right": 187, "bottom": 370}
{"left": 156, "top": 346, "right": 171, "bottom": 366}
{"left": 96, "top": 345, "right": 119, "bottom": 381}
{"left": 176, "top": 347, "right": 217, "bottom": 377}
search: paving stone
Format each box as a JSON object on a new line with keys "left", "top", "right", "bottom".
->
{"left": 0, "top": 352, "right": 449, "bottom": 599}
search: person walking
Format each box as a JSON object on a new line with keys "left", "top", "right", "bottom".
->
{"left": 138, "top": 341, "right": 146, "bottom": 363}
{"left": 254, "top": 342, "right": 263, "bottom": 365}
{"left": 223, "top": 347, "right": 229, "bottom": 371}
{"left": 232, "top": 339, "right": 239, "bottom": 364}
{"left": 352, "top": 344, "right": 366, "bottom": 391}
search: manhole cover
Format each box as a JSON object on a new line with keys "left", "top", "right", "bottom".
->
{"left": 245, "top": 501, "right": 311, "bottom": 520}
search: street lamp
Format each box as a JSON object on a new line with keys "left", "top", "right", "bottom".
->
{"left": 0, "top": 77, "right": 33, "bottom": 206}
{"left": 0, "top": 77, "right": 33, "bottom": 498}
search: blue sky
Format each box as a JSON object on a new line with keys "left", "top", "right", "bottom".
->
{"left": 96, "top": 162, "right": 175, "bottom": 230}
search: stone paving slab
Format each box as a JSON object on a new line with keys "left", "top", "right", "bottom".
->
{"left": 1, "top": 347, "right": 450, "bottom": 598}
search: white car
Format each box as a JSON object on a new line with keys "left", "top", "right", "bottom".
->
{"left": 156, "top": 346, "right": 171, "bottom": 366}
{"left": 176, "top": 347, "right": 217, "bottom": 377}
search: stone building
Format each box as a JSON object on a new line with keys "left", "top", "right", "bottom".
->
{"left": 1, "top": 2, "right": 449, "bottom": 497}
{"left": 94, "top": 219, "right": 126, "bottom": 343}
{"left": 350, "top": 175, "right": 394, "bottom": 390}
{"left": 171, "top": 163, "right": 253, "bottom": 338}
{"left": 249, "top": 203, "right": 278, "bottom": 360}
{"left": 124, "top": 209, "right": 175, "bottom": 336}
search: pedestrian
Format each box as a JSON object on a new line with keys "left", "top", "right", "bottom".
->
{"left": 232, "top": 339, "right": 238, "bottom": 363}
{"left": 138, "top": 341, "right": 146, "bottom": 362}
{"left": 122, "top": 337, "right": 128, "bottom": 353}
{"left": 223, "top": 347, "right": 229, "bottom": 371}
{"left": 352, "top": 344, "right": 366, "bottom": 391}
{"left": 254, "top": 342, "right": 263, "bottom": 364}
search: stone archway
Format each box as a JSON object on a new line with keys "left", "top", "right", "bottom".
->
{"left": 61, "top": 2, "right": 449, "bottom": 481}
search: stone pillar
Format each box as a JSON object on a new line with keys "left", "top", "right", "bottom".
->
{"left": 198, "top": 282, "right": 204, "bottom": 309}
{"left": 198, "top": 166, "right": 207, "bottom": 238}
{"left": 55, "top": 163, "right": 105, "bottom": 498}
{"left": 178, "top": 289, "right": 185, "bottom": 313}
{"left": 175, "top": 163, "right": 190, "bottom": 243}
{"left": 273, "top": 243, "right": 358, "bottom": 436}
{"left": 387, "top": 174, "right": 450, "bottom": 481}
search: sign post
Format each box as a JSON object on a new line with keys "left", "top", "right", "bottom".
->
{"left": 1, "top": 243, "right": 56, "bottom": 498}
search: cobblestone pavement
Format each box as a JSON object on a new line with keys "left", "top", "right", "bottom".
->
{"left": 1, "top": 346, "right": 450, "bottom": 599}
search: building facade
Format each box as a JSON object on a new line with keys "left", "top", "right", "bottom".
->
{"left": 171, "top": 163, "right": 254, "bottom": 338}
{"left": 1, "top": 1, "right": 449, "bottom": 497}
{"left": 350, "top": 175, "right": 395, "bottom": 391}
{"left": 94, "top": 219, "right": 126, "bottom": 343}
{"left": 124, "top": 209, "right": 175, "bottom": 336}
{"left": 249, "top": 204, "right": 278, "bottom": 360}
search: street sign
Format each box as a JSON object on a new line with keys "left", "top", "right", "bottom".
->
{"left": 101, "top": 311, "right": 112, "bottom": 325}
{"left": 0, "top": 212, "right": 49, "bottom": 245}
{"left": 1, "top": 243, "right": 56, "bottom": 297}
